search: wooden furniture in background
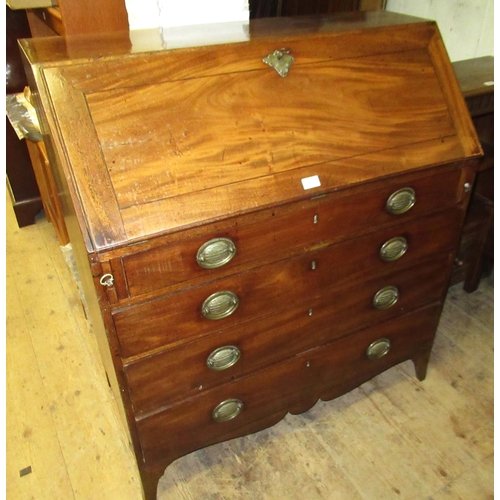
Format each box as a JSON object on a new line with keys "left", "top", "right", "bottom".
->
{"left": 21, "top": 12, "right": 481, "bottom": 500}
{"left": 6, "top": 0, "right": 129, "bottom": 232}
{"left": 250, "top": 0, "right": 386, "bottom": 18}
{"left": 24, "top": 139, "right": 70, "bottom": 244}
{"left": 6, "top": 6, "right": 43, "bottom": 227}
{"left": 24, "top": 0, "right": 129, "bottom": 37}
{"left": 6, "top": 0, "right": 128, "bottom": 233}
{"left": 450, "top": 56, "right": 494, "bottom": 292}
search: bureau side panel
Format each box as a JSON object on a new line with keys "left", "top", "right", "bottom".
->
{"left": 22, "top": 55, "right": 142, "bottom": 456}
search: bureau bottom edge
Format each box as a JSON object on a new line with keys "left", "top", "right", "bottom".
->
{"left": 133, "top": 303, "right": 442, "bottom": 467}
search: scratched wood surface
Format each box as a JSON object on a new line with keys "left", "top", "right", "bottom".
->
{"left": 87, "top": 50, "right": 454, "bottom": 209}
{"left": 6, "top": 195, "right": 493, "bottom": 499}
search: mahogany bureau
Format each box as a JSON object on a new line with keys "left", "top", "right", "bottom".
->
{"left": 21, "top": 12, "right": 482, "bottom": 500}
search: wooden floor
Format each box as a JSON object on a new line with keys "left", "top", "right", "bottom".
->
{"left": 6, "top": 196, "right": 494, "bottom": 500}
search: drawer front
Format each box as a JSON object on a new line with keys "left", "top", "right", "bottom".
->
{"left": 136, "top": 304, "right": 442, "bottom": 463}
{"left": 125, "top": 253, "right": 451, "bottom": 414}
{"left": 114, "top": 210, "right": 458, "bottom": 359}
{"left": 119, "top": 166, "right": 463, "bottom": 299}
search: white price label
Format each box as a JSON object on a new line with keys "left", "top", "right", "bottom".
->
{"left": 301, "top": 175, "right": 321, "bottom": 190}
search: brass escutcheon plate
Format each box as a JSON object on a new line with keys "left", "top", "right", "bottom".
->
{"left": 262, "top": 49, "right": 295, "bottom": 77}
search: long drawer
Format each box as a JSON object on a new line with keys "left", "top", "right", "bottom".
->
{"left": 135, "top": 304, "right": 442, "bottom": 463}
{"left": 114, "top": 211, "right": 459, "bottom": 359}
{"left": 125, "top": 253, "right": 451, "bottom": 415}
{"left": 116, "top": 165, "right": 463, "bottom": 300}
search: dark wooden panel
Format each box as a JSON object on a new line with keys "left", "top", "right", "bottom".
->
{"left": 450, "top": 56, "right": 494, "bottom": 291}
{"left": 250, "top": 0, "right": 377, "bottom": 18}
{"left": 6, "top": 6, "right": 31, "bottom": 93}
{"left": 6, "top": 117, "right": 43, "bottom": 226}
{"left": 282, "top": 0, "right": 361, "bottom": 16}
{"left": 6, "top": 7, "right": 43, "bottom": 226}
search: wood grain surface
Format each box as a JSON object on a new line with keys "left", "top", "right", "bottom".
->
{"left": 88, "top": 50, "right": 454, "bottom": 208}
{"left": 22, "top": 14, "right": 480, "bottom": 250}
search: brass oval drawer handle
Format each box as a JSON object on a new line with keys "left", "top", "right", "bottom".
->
{"left": 379, "top": 236, "right": 408, "bottom": 262}
{"left": 196, "top": 238, "right": 237, "bottom": 269}
{"left": 373, "top": 285, "right": 399, "bottom": 309}
{"left": 212, "top": 398, "right": 244, "bottom": 422}
{"left": 206, "top": 345, "right": 241, "bottom": 371}
{"left": 386, "top": 187, "right": 416, "bottom": 215}
{"left": 366, "top": 338, "right": 391, "bottom": 360}
{"left": 202, "top": 291, "right": 239, "bottom": 320}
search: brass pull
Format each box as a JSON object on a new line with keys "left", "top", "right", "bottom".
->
{"left": 99, "top": 273, "right": 115, "bottom": 287}
{"left": 379, "top": 236, "right": 408, "bottom": 262}
{"left": 366, "top": 338, "right": 391, "bottom": 360}
{"left": 212, "top": 399, "right": 244, "bottom": 422}
{"left": 202, "top": 291, "right": 239, "bottom": 320}
{"left": 207, "top": 346, "right": 241, "bottom": 371}
{"left": 196, "top": 238, "right": 237, "bottom": 269}
{"left": 373, "top": 285, "right": 399, "bottom": 309}
{"left": 262, "top": 49, "right": 295, "bottom": 77}
{"left": 386, "top": 188, "right": 416, "bottom": 215}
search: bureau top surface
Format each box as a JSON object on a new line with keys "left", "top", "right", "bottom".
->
{"left": 21, "top": 12, "right": 481, "bottom": 252}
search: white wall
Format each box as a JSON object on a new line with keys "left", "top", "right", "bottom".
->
{"left": 386, "top": 0, "right": 493, "bottom": 61}
{"left": 125, "top": 0, "right": 250, "bottom": 50}
{"left": 125, "top": 0, "right": 249, "bottom": 29}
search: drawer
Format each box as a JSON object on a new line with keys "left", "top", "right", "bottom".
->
{"left": 116, "top": 165, "right": 464, "bottom": 300}
{"left": 125, "top": 253, "right": 452, "bottom": 414}
{"left": 136, "top": 303, "right": 442, "bottom": 463}
{"left": 114, "top": 211, "right": 458, "bottom": 359}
